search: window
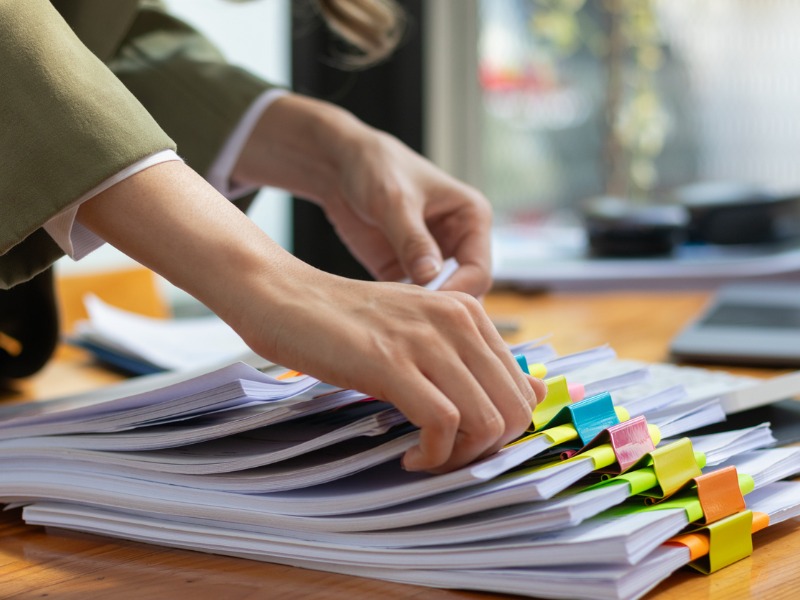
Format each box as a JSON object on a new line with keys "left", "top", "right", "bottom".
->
{"left": 430, "top": 0, "right": 800, "bottom": 226}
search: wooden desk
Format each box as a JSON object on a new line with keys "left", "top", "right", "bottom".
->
{"left": 1, "top": 290, "right": 799, "bottom": 600}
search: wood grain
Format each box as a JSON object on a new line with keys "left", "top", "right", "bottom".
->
{"left": 0, "top": 290, "right": 797, "bottom": 600}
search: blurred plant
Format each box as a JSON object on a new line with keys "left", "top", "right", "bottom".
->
{"left": 532, "top": 0, "right": 670, "bottom": 201}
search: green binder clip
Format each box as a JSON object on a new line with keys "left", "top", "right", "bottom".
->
{"left": 530, "top": 375, "right": 574, "bottom": 432}
{"left": 670, "top": 509, "right": 755, "bottom": 574}
{"left": 528, "top": 362, "right": 548, "bottom": 379}
{"left": 610, "top": 438, "right": 705, "bottom": 498}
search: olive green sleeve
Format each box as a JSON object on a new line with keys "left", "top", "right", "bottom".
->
{"left": 108, "top": 3, "right": 277, "bottom": 180}
{"left": 0, "top": 0, "right": 176, "bottom": 288}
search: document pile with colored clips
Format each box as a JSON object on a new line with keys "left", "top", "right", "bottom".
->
{"left": 1, "top": 340, "right": 800, "bottom": 600}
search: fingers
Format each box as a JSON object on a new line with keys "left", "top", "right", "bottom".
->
{"left": 376, "top": 185, "right": 444, "bottom": 285}
{"left": 392, "top": 293, "right": 545, "bottom": 473}
{"left": 438, "top": 259, "right": 492, "bottom": 299}
{"left": 433, "top": 197, "right": 493, "bottom": 297}
{"left": 526, "top": 374, "right": 548, "bottom": 405}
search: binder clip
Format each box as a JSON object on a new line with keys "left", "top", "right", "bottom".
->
{"left": 530, "top": 375, "right": 575, "bottom": 432}
{"left": 665, "top": 471, "right": 770, "bottom": 574}
{"left": 609, "top": 438, "right": 705, "bottom": 498}
{"left": 514, "top": 354, "right": 548, "bottom": 380}
{"left": 693, "top": 466, "right": 747, "bottom": 524}
{"left": 513, "top": 354, "right": 557, "bottom": 381}
{"left": 528, "top": 362, "right": 548, "bottom": 379}
{"left": 563, "top": 415, "right": 657, "bottom": 473}
{"left": 562, "top": 415, "right": 661, "bottom": 472}
{"left": 544, "top": 392, "right": 627, "bottom": 447}
{"left": 656, "top": 466, "right": 754, "bottom": 522}
{"left": 514, "top": 354, "right": 530, "bottom": 374}
{"left": 665, "top": 509, "right": 767, "bottom": 574}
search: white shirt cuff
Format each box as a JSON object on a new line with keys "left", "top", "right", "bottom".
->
{"left": 43, "top": 149, "right": 183, "bottom": 260}
{"left": 206, "top": 88, "right": 290, "bottom": 200}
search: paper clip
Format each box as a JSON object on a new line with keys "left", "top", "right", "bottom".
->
{"left": 666, "top": 509, "right": 763, "bottom": 574}
{"left": 566, "top": 415, "right": 656, "bottom": 473}
{"left": 544, "top": 392, "right": 624, "bottom": 447}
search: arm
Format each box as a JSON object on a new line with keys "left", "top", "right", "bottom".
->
{"left": 77, "top": 161, "right": 545, "bottom": 473}
{"left": 231, "top": 94, "right": 494, "bottom": 296}
{"left": 0, "top": 0, "right": 175, "bottom": 287}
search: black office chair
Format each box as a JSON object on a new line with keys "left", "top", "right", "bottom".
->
{"left": 0, "top": 267, "right": 60, "bottom": 379}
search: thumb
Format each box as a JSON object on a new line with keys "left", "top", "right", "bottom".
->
{"left": 384, "top": 209, "right": 443, "bottom": 285}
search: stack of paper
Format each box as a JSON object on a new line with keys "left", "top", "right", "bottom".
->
{"left": 70, "top": 294, "right": 260, "bottom": 374}
{"left": 2, "top": 340, "right": 800, "bottom": 600}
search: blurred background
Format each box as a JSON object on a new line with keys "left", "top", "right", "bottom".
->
{"left": 55, "top": 0, "right": 800, "bottom": 296}
{"left": 471, "top": 0, "right": 800, "bottom": 225}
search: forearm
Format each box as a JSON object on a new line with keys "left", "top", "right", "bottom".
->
{"left": 75, "top": 161, "right": 311, "bottom": 358}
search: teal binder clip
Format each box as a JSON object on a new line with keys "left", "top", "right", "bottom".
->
{"left": 545, "top": 392, "right": 620, "bottom": 447}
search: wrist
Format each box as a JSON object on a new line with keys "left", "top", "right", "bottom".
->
{"left": 232, "top": 94, "right": 374, "bottom": 207}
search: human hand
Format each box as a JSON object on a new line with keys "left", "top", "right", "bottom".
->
{"left": 242, "top": 269, "right": 547, "bottom": 474}
{"left": 231, "top": 94, "right": 493, "bottom": 297}
{"left": 79, "top": 161, "right": 545, "bottom": 474}
{"left": 321, "top": 129, "right": 493, "bottom": 297}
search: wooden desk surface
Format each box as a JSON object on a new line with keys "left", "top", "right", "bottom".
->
{"left": 1, "top": 290, "right": 799, "bottom": 600}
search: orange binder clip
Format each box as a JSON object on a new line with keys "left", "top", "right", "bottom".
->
{"left": 693, "top": 466, "right": 747, "bottom": 524}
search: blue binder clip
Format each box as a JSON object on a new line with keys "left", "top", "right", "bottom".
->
{"left": 514, "top": 354, "right": 529, "bottom": 374}
{"left": 544, "top": 391, "right": 621, "bottom": 447}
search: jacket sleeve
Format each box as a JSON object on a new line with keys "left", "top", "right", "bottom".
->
{"left": 0, "top": 0, "right": 176, "bottom": 288}
{"left": 107, "top": 2, "right": 276, "bottom": 182}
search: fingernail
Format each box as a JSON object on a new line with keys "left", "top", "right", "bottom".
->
{"left": 402, "top": 447, "right": 424, "bottom": 472}
{"left": 412, "top": 256, "right": 441, "bottom": 283}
